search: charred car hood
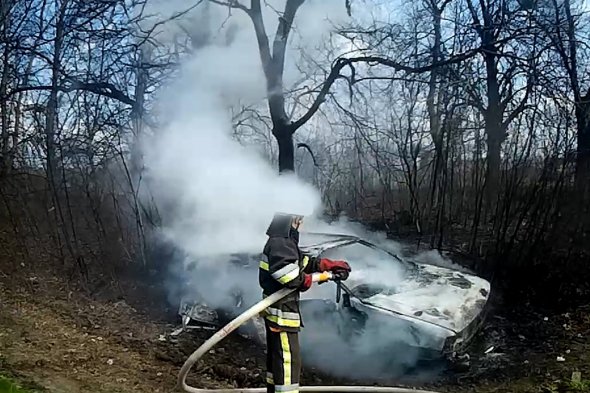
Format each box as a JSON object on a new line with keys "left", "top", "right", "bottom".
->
{"left": 348, "top": 264, "right": 490, "bottom": 333}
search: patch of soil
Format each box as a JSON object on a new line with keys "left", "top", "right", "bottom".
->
{"left": 0, "top": 272, "right": 264, "bottom": 393}
{"left": 436, "top": 304, "right": 590, "bottom": 392}
{"left": 1, "top": 266, "right": 589, "bottom": 393}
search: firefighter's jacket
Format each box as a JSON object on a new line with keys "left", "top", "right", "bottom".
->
{"left": 259, "top": 228, "right": 318, "bottom": 332}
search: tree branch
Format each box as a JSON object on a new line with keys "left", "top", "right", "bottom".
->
{"left": 6, "top": 81, "right": 135, "bottom": 106}
{"left": 248, "top": 0, "right": 305, "bottom": 129}
{"left": 533, "top": 0, "right": 580, "bottom": 102}
{"left": 503, "top": 67, "right": 535, "bottom": 129}
{"left": 208, "top": 0, "right": 249, "bottom": 12}
{"left": 296, "top": 142, "right": 318, "bottom": 166}
{"left": 249, "top": 0, "right": 272, "bottom": 78}
{"left": 290, "top": 49, "right": 480, "bottom": 133}
{"left": 564, "top": 0, "right": 581, "bottom": 100}
{"left": 441, "top": 0, "right": 453, "bottom": 10}
{"left": 467, "top": 0, "right": 484, "bottom": 39}
{"left": 136, "top": 0, "right": 206, "bottom": 44}
{"left": 271, "top": 0, "right": 304, "bottom": 82}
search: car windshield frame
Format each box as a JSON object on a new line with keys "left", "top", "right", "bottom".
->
{"left": 316, "top": 238, "right": 418, "bottom": 273}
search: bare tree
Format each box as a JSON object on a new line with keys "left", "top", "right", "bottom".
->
{"left": 207, "top": 0, "right": 349, "bottom": 171}
{"left": 536, "top": 0, "right": 590, "bottom": 198}
{"left": 465, "top": 0, "right": 535, "bottom": 207}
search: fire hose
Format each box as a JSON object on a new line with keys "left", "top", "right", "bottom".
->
{"left": 177, "top": 273, "right": 442, "bottom": 393}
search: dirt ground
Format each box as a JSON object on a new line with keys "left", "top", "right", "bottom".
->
{"left": 1, "top": 266, "right": 589, "bottom": 393}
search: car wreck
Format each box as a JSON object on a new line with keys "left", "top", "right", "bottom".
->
{"left": 177, "top": 232, "right": 491, "bottom": 359}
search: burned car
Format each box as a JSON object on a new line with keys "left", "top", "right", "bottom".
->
{"left": 178, "top": 233, "right": 491, "bottom": 359}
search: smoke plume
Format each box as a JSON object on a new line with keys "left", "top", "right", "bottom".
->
{"left": 138, "top": 0, "right": 443, "bottom": 382}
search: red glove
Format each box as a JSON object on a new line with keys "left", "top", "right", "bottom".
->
{"left": 300, "top": 274, "right": 313, "bottom": 292}
{"left": 319, "top": 258, "right": 351, "bottom": 273}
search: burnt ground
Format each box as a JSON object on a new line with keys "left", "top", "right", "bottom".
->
{"left": 1, "top": 261, "right": 589, "bottom": 393}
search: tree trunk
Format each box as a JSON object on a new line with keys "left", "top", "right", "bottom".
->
{"left": 0, "top": 0, "right": 11, "bottom": 175}
{"left": 46, "top": 0, "right": 81, "bottom": 273}
{"left": 559, "top": 0, "right": 590, "bottom": 202}
{"left": 483, "top": 48, "right": 505, "bottom": 210}
{"left": 46, "top": 0, "right": 70, "bottom": 186}
{"left": 575, "top": 100, "right": 590, "bottom": 199}
{"left": 485, "top": 120, "right": 503, "bottom": 206}
{"left": 466, "top": 1, "right": 513, "bottom": 217}
{"left": 126, "top": 45, "right": 151, "bottom": 267}
{"left": 425, "top": 0, "right": 444, "bottom": 215}
{"left": 248, "top": 0, "right": 304, "bottom": 173}
{"left": 275, "top": 126, "right": 294, "bottom": 173}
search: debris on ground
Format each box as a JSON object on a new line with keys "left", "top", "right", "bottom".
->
{"left": 1, "top": 270, "right": 590, "bottom": 393}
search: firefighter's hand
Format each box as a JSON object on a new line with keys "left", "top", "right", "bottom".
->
{"left": 331, "top": 268, "right": 350, "bottom": 281}
{"left": 319, "top": 258, "right": 351, "bottom": 274}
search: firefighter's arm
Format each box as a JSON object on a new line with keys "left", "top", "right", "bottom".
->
{"left": 307, "top": 255, "right": 352, "bottom": 280}
{"left": 267, "top": 238, "right": 312, "bottom": 291}
{"left": 303, "top": 254, "right": 320, "bottom": 274}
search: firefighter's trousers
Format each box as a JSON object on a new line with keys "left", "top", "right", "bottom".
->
{"left": 265, "top": 321, "right": 301, "bottom": 393}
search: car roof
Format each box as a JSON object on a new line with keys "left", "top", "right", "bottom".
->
{"left": 298, "top": 232, "right": 361, "bottom": 252}
{"left": 298, "top": 232, "right": 414, "bottom": 268}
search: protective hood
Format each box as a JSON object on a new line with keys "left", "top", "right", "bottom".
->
{"left": 266, "top": 213, "right": 301, "bottom": 238}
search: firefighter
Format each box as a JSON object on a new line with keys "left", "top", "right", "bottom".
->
{"left": 259, "top": 212, "right": 351, "bottom": 393}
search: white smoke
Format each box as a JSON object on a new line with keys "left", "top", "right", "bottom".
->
{"left": 137, "top": 0, "right": 347, "bottom": 317}
{"left": 137, "top": 0, "right": 453, "bottom": 382}
{"left": 141, "top": 2, "right": 326, "bottom": 260}
{"left": 299, "top": 302, "right": 442, "bottom": 382}
{"left": 304, "top": 215, "right": 403, "bottom": 255}
{"left": 409, "top": 249, "right": 474, "bottom": 274}
{"left": 294, "top": 216, "right": 427, "bottom": 379}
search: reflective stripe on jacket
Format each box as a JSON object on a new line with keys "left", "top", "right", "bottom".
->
{"left": 259, "top": 231, "right": 317, "bottom": 332}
